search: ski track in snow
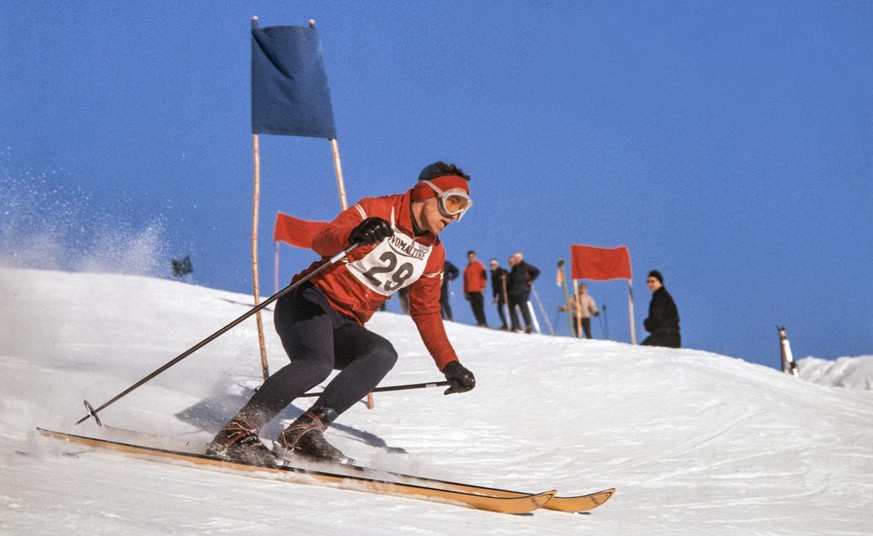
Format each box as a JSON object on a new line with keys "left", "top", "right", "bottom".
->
{"left": 1, "top": 266, "right": 872, "bottom": 535}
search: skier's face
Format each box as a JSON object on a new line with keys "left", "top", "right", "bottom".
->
{"left": 416, "top": 197, "right": 457, "bottom": 235}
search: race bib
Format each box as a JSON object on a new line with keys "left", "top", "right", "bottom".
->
{"left": 347, "top": 231, "right": 433, "bottom": 296}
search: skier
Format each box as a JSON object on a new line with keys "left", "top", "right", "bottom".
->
{"left": 207, "top": 161, "right": 478, "bottom": 465}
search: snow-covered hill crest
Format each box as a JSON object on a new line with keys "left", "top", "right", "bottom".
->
{"left": 2, "top": 267, "right": 871, "bottom": 535}
{"left": 798, "top": 355, "right": 873, "bottom": 390}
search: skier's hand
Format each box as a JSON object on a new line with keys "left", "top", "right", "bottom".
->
{"left": 443, "top": 361, "right": 476, "bottom": 395}
{"left": 349, "top": 217, "right": 394, "bottom": 246}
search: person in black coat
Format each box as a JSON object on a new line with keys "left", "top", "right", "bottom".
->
{"left": 488, "top": 258, "right": 510, "bottom": 330}
{"left": 440, "top": 260, "right": 459, "bottom": 321}
{"left": 641, "top": 270, "right": 681, "bottom": 348}
{"left": 507, "top": 252, "right": 540, "bottom": 333}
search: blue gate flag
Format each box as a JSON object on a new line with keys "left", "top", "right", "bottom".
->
{"left": 252, "top": 24, "right": 337, "bottom": 138}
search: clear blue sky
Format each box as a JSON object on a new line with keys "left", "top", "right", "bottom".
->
{"left": 2, "top": 1, "right": 871, "bottom": 368}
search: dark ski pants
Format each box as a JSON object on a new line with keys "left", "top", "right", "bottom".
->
{"left": 236, "top": 283, "right": 398, "bottom": 430}
{"left": 570, "top": 316, "right": 593, "bottom": 339}
{"left": 468, "top": 291, "right": 487, "bottom": 326}
{"left": 440, "top": 287, "right": 452, "bottom": 321}
{"left": 494, "top": 296, "right": 508, "bottom": 329}
{"left": 508, "top": 292, "right": 533, "bottom": 331}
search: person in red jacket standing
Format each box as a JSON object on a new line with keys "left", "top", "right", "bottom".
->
{"left": 208, "top": 162, "right": 477, "bottom": 466}
{"left": 463, "top": 250, "right": 489, "bottom": 327}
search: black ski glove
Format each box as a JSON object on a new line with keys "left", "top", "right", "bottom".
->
{"left": 443, "top": 361, "right": 476, "bottom": 395}
{"left": 349, "top": 217, "right": 394, "bottom": 246}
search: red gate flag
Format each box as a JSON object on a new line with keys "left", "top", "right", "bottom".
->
{"left": 273, "top": 212, "right": 328, "bottom": 249}
{"left": 570, "top": 244, "right": 632, "bottom": 281}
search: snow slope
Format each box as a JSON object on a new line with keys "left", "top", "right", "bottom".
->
{"left": 2, "top": 266, "right": 871, "bottom": 535}
{"left": 799, "top": 356, "right": 873, "bottom": 391}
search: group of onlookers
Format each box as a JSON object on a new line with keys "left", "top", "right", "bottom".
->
{"left": 441, "top": 253, "right": 681, "bottom": 348}
{"left": 442, "top": 251, "right": 541, "bottom": 334}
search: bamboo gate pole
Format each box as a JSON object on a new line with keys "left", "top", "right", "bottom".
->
{"left": 572, "top": 279, "right": 583, "bottom": 339}
{"left": 627, "top": 280, "right": 637, "bottom": 345}
{"left": 557, "top": 260, "right": 576, "bottom": 336}
{"left": 251, "top": 132, "right": 270, "bottom": 380}
{"left": 274, "top": 241, "right": 280, "bottom": 293}
{"left": 330, "top": 138, "right": 348, "bottom": 211}
{"left": 250, "top": 16, "right": 270, "bottom": 381}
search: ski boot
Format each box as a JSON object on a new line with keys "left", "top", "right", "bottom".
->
{"left": 206, "top": 418, "right": 279, "bottom": 467}
{"left": 273, "top": 407, "right": 354, "bottom": 465}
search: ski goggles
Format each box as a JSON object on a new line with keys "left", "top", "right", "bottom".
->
{"left": 421, "top": 180, "right": 473, "bottom": 220}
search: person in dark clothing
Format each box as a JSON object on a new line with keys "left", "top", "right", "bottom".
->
{"left": 507, "top": 252, "right": 540, "bottom": 333}
{"left": 440, "top": 260, "right": 459, "bottom": 321}
{"left": 488, "top": 258, "right": 509, "bottom": 330}
{"left": 641, "top": 270, "right": 681, "bottom": 348}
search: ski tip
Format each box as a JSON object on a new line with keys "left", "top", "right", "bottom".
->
{"left": 545, "top": 487, "right": 616, "bottom": 513}
{"left": 534, "top": 490, "right": 558, "bottom": 509}
{"left": 596, "top": 488, "right": 616, "bottom": 502}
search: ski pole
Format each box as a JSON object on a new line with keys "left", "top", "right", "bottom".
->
{"left": 599, "top": 303, "right": 609, "bottom": 340}
{"left": 552, "top": 309, "right": 562, "bottom": 335}
{"left": 299, "top": 380, "right": 450, "bottom": 398}
{"left": 76, "top": 243, "right": 361, "bottom": 426}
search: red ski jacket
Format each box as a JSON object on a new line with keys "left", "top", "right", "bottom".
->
{"left": 294, "top": 190, "right": 458, "bottom": 371}
{"left": 463, "top": 260, "right": 488, "bottom": 293}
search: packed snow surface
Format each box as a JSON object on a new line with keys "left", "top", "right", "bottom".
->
{"left": 2, "top": 267, "right": 871, "bottom": 535}
{"left": 798, "top": 355, "right": 873, "bottom": 391}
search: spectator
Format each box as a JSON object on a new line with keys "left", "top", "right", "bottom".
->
{"left": 564, "top": 283, "right": 599, "bottom": 339}
{"left": 507, "top": 252, "right": 539, "bottom": 333}
{"left": 489, "top": 258, "right": 509, "bottom": 330}
{"left": 641, "top": 270, "right": 681, "bottom": 348}
{"left": 441, "top": 260, "right": 459, "bottom": 321}
{"left": 463, "top": 250, "right": 488, "bottom": 327}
